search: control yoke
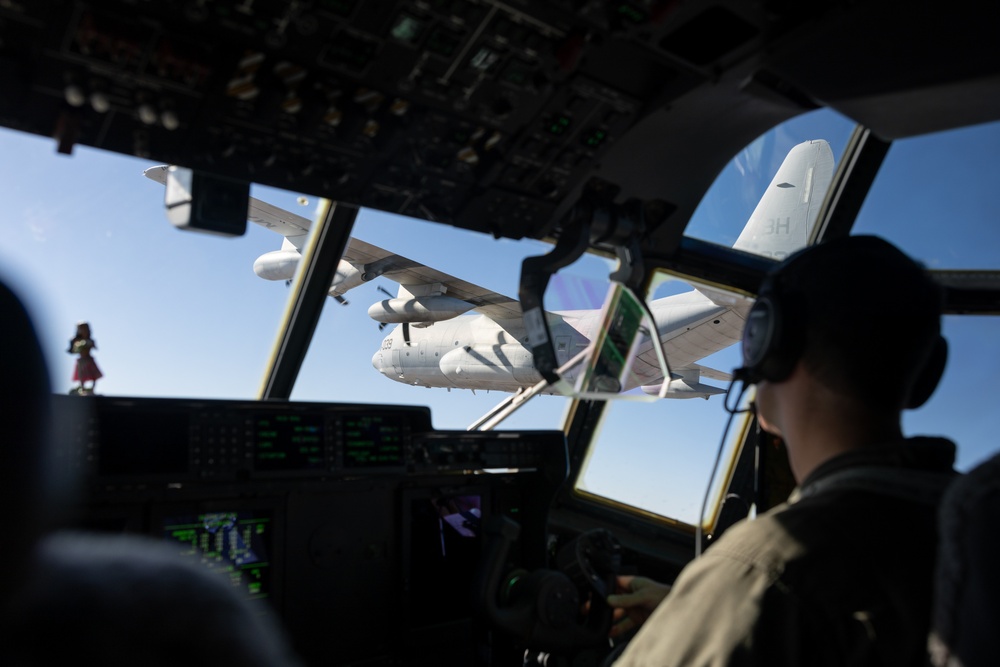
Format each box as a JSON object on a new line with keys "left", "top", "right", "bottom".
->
{"left": 476, "top": 515, "right": 621, "bottom": 654}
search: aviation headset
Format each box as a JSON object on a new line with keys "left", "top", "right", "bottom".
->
{"left": 738, "top": 235, "right": 948, "bottom": 410}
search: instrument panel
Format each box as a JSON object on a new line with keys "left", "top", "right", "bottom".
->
{"left": 53, "top": 394, "right": 568, "bottom": 665}
{"left": 60, "top": 395, "right": 566, "bottom": 484}
{"left": 0, "top": 0, "right": 745, "bottom": 241}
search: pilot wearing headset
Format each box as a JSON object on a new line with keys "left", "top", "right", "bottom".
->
{"left": 609, "top": 236, "right": 957, "bottom": 666}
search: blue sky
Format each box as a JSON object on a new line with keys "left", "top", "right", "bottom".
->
{"left": 1, "top": 109, "right": 998, "bottom": 525}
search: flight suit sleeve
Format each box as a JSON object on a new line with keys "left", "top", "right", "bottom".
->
{"left": 611, "top": 543, "right": 776, "bottom": 667}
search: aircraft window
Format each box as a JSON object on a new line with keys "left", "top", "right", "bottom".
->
{"left": 852, "top": 120, "right": 1000, "bottom": 469}
{"left": 577, "top": 312, "right": 1000, "bottom": 528}
{"left": 289, "top": 208, "right": 615, "bottom": 429}
{"left": 575, "top": 115, "right": 1000, "bottom": 527}
{"left": 851, "top": 119, "right": 1000, "bottom": 269}
{"left": 575, "top": 115, "right": 857, "bottom": 526}
{"left": 905, "top": 315, "right": 1000, "bottom": 472}
{"left": 574, "top": 274, "right": 748, "bottom": 527}
{"left": 683, "top": 108, "right": 857, "bottom": 254}
{"left": 0, "top": 128, "right": 296, "bottom": 399}
{"left": 0, "top": 126, "right": 619, "bottom": 429}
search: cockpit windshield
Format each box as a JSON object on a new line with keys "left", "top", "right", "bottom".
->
{"left": 0, "top": 126, "right": 607, "bottom": 430}
{"left": 4, "top": 105, "right": 998, "bottom": 528}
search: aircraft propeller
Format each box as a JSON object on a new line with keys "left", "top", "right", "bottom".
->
{"left": 376, "top": 284, "right": 393, "bottom": 331}
{"left": 286, "top": 278, "right": 350, "bottom": 306}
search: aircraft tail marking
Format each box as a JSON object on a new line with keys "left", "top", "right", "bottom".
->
{"left": 732, "top": 139, "right": 834, "bottom": 260}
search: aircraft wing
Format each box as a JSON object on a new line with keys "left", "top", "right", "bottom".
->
{"left": 144, "top": 165, "right": 520, "bottom": 320}
{"left": 344, "top": 237, "right": 522, "bottom": 321}
{"left": 247, "top": 198, "right": 311, "bottom": 245}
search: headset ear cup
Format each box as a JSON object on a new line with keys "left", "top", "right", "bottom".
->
{"left": 741, "top": 298, "right": 776, "bottom": 383}
{"left": 907, "top": 336, "right": 948, "bottom": 409}
{"left": 742, "top": 294, "right": 800, "bottom": 384}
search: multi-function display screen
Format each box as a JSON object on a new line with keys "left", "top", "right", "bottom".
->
{"left": 406, "top": 492, "right": 483, "bottom": 627}
{"left": 161, "top": 510, "right": 273, "bottom": 603}
{"left": 97, "top": 409, "right": 190, "bottom": 476}
{"left": 253, "top": 413, "right": 325, "bottom": 472}
{"left": 342, "top": 415, "right": 406, "bottom": 468}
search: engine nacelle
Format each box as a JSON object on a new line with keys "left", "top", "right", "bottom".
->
{"left": 330, "top": 261, "right": 363, "bottom": 295}
{"left": 254, "top": 251, "right": 363, "bottom": 296}
{"left": 368, "top": 296, "right": 474, "bottom": 323}
{"left": 253, "top": 249, "right": 300, "bottom": 281}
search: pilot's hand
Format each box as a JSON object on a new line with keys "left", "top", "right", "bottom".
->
{"left": 606, "top": 575, "right": 671, "bottom": 638}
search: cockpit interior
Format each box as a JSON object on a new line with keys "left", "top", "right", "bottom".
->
{"left": 1, "top": 1, "right": 999, "bottom": 665}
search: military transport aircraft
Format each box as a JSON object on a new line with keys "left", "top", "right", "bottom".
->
{"left": 145, "top": 140, "right": 833, "bottom": 398}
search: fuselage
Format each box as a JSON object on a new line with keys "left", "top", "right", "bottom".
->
{"left": 371, "top": 290, "right": 744, "bottom": 394}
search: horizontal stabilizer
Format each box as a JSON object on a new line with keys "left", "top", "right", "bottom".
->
{"left": 691, "top": 363, "right": 732, "bottom": 382}
{"left": 689, "top": 281, "right": 754, "bottom": 313}
{"left": 641, "top": 366, "right": 728, "bottom": 399}
{"left": 641, "top": 379, "right": 726, "bottom": 399}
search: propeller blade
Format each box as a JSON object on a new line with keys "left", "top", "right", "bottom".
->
{"left": 376, "top": 284, "right": 393, "bottom": 298}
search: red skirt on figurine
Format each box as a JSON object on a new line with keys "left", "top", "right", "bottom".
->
{"left": 74, "top": 358, "right": 103, "bottom": 383}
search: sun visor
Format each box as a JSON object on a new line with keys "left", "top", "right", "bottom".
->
{"left": 164, "top": 166, "right": 249, "bottom": 237}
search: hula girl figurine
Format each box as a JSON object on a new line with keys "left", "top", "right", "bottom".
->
{"left": 68, "top": 321, "right": 103, "bottom": 394}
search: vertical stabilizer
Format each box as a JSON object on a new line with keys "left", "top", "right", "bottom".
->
{"left": 733, "top": 139, "right": 835, "bottom": 259}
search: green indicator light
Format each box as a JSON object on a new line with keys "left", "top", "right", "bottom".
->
{"left": 391, "top": 15, "right": 424, "bottom": 43}
{"left": 584, "top": 129, "right": 607, "bottom": 147}
{"left": 548, "top": 115, "right": 571, "bottom": 135}
{"left": 617, "top": 4, "right": 646, "bottom": 23}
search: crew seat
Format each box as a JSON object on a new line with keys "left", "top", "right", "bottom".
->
{"left": 930, "top": 451, "right": 1000, "bottom": 667}
{"left": 0, "top": 278, "right": 302, "bottom": 666}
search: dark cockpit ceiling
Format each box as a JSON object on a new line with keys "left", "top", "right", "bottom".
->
{"left": 1, "top": 0, "right": 998, "bottom": 301}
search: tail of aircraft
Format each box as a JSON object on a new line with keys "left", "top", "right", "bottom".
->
{"left": 731, "top": 139, "right": 835, "bottom": 259}
{"left": 693, "top": 139, "right": 834, "bottom": 310}
{"left": 644, "top": 139, "right": 835, "bottom": 398}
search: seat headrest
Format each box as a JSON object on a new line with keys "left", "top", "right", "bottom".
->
{"left": 931, "top": 451, "right": 1000, "bottom": 667}
{"left": 0, "top": 279, "right": 52, "bottom": 602}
